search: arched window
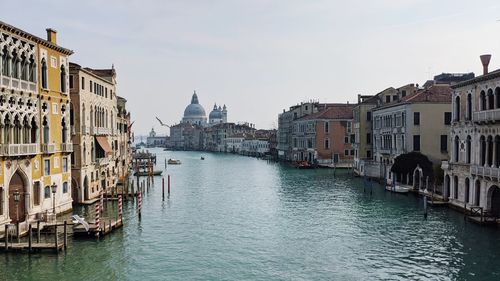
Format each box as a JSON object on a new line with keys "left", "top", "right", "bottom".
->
{"left": 480, "top": 136, "right": 486, "bottom": 166}
{"left": 44, "top": 186, "right": 51, "bottom": 199}
{"left": 61, "top": 118, "right": 67, "bottom": 143}
{"left": 11, "top": 50, "right": 19, "bottom": 78}
{"left": 475, "top": 180, "right": 481, "bottom": 206}
{"left": 465, "top": 178, "right": 470, "bottom": 203}
{"left": 466, "top": 94, "right": 472, "bottom": 120}
{"left": 42, "top": 117, "right": 49, "bottom": 144}
{"left": 22, "top": 116, "right": 29, "bottom": 144}
{"left": 454, "top": 136, "right": 460, "bottom": 162}
{"left": 496, "top": 136, "right": 500, "bottom": 167}
{"left": 29, "top": 55, "right": 36, "bottom": 82}
{"left": 1, "top": 46, "right": 9, "bottom": 76}
{"left": 20, "top": 54, "right": 28, "bottom": 80}
{"left": 488, "top": 89, "right": 494, "bottom": 110}
{"left": 41, "top": 58, "right": 48, "bottom": 89}
{"left": 30, "top": 117, "right": 37, "bottom": 143}
{"left": 466, "top": 135, "right": 471, "bottom": 164}
{"left": 454, "top": 96, "right": 460, "bottom": 121}
{"left": 60, "top": 65, "right": 66, "bottom": 93}
{"left": 453, "top": 176, "right": 459, "bottom": 199}
{"left": 496, "top": 88, "right": 500, "bottom": 109}
{"left": 480, "top": 91, "right": 486, "bottom": 110}
{"left": 487, "top": 136, "right": 493, "bottom": 166}
{"left": 13, "top": 115, "right": 21, "bottom": 144}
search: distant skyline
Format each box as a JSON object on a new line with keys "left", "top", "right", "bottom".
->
{"left": 3, "top": 0, "right": 500, "bottom": 135}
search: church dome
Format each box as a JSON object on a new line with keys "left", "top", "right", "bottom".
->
{"left": 183, "top": 92, "right": 206, "bottom": 119}
{"left": 209, "top": 104, "right": 222, "bottom": 119}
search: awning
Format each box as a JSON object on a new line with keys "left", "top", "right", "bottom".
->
{"left": 96, "top": 136, "right": 113, "bottom": 155}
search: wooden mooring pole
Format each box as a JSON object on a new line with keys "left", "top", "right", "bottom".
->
{"left": 16, "top": 222, "right": 20, "bottom": 243}
{"left": 28, "top": 224, "right": 32, "bottom": 253}
{"left": 168, "top": 175, "right": 171, "bottom": 195}
{"left": 54, "top": 224, "right": 58, "bottom": 253}
{"left": 64, "top": 221, "right": 68, "bottom": 251}
{"left": 162, "top": 177, "right": 165, "bottom": 200}
{"left": 4, "top": 224, "right": 8, "bottom": 250}
{"left": 37, "top": 220, "right": 41, "bottom": 243}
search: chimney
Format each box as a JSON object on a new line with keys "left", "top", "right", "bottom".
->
{"left": 480, "top": 54, "right": 492, "bottom": 75}
{"left": 46, "top": 28, "right": 57, "bottom": 44}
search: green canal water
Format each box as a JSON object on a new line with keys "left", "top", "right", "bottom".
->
{"left": 1, "top": 149, "right": 500, "bottom": 280}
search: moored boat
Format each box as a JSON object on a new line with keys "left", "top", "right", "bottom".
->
{"left": 134, "top": 170, "right": 163, "bottom": 176}
{"left": 168, "top": 159, "right": 182, "bottom": 165}
{"left": 385, "top": 184, "right": 411, "bottom": 193}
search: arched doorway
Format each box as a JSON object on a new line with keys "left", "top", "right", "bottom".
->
{"left": 413, "top": 168, "right": 422, "bottom": 190}
{"left": 487, "top": 185, "right": 500, "bottom": 217}
{"left": 475, "top": 180, "right": 481, "bottom": 206}
{"left": 9, "top": 172, "right": 26, "bottom": 223}
{"left": 83, "top": 175, "right": 89, "bottom": 201}
{"left": 71, "top": 178, "right": 79, "bottom": 203}
{"left": 444, "top": 175, "right": 451, "bottom": 199}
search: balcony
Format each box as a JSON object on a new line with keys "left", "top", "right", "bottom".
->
{"left": 61, "top": 143, "right": 73, "bottom": 152}
{"left": 0, "top": 75, "right": 37, "bottom": 93}
{"left": 96, "top": 127, "right": 110, "bottom": 135}
{"left": 473, "top": 109, "right": 500, "bottom": 124}
{"left": 96, "top": 157, "right": 109, "bottom": 166}
{"left": 471, "top": 164, "right": 500, "bottom": 179}
{"left": 0, "top": 144, "right": 39, "bottom": 156}
{"left": 41, "top": 144, "right": 56, "bottom": 154}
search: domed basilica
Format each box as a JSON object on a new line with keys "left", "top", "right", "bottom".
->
{"left": 182, "top": 91, "right": 228, "bottom": 126}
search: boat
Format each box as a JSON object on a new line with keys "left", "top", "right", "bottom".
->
{"left": 385, "top": 184, "right": 411, "bottom": 193}
{"left": 201, "top": 156, "right": 205, "bottom": 160}
{"left": 297, "top": 161, "right": 314, "bottom": 169}
{"left": 168, "top": 159, "right": 182, "bottom": 165}
{"left": 134, "top": 170, "right": 163, "bottom": 176}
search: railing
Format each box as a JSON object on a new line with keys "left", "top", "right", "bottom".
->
{"left": 470, "top": 164, "right": 500, "bottom": 178}
{"left": 0, "top": 144, "right": 39, "bottom": 156}
{"left": 473, "top": 109, "right": 500, "bottom": 123}
{"left": 96, "top": 127, "right": 110, "bottom": 135}
{"left": 97, "top": 157, "right": 109, "bottom": 166}
{"left": 61, "top": 143, "right": 73, "bottom": 152}
{"left": 0, "top": 75, "right": 37, "bottom": 93}
{"left": 41, "top": 143, "right": 56, "bottom": 154}
{"left": 82, "top": 126, "right": 90, "bottom": 135}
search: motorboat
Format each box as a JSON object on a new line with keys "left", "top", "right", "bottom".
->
{"left": 385, "top": 184, "right": 411, "bottom": 193}
{"left": 168, "top": 159, "right": 182, "bottom": 165}
{"left": 297, "top": 161, "right": 314, "bottom": 169}
{"left": 201, "top": 156, "right": 205, "bottom": 160}
{"left": 134, "top": 170, "right": 163, "bottom": 176}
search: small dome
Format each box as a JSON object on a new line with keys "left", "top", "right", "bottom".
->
{"left": 209, "top": 108, "right": 222, "bottom": 119}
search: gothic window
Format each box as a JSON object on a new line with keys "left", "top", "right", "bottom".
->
{"left": 41, "top": 58, "right": 48, "bottom": 89}
{"left": 480, "top": 91, "right": 486, "bottom": 110}
{"left": 12, "top": 50, "right": 19, "bottom": 78}
{"left": 1, "top": 46, "right": 9, "bottom": 76}
{"left": 42, "top": 117, "right": 49, "bottom": 144}
{"left": 466, "top": 94, "right": 472, "bottom": 120}
{"left": 29, "top": 55, "right": 36, "bottom": 82}
{"left": 454, "top": 96, "right": 460, "bottom": 122}
{"left": 466, "top": 135, "right": 471, "bottom": 164}
{"left": 60, "top": 65, "right": 66, "bottom": 93}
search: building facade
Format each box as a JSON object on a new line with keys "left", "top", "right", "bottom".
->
{"left": 442, "top": 55, "right": 500, "bottom": 216}
{"left": 0, "top": 22, "right": 73, "bottom": 229}
{"left": 69, "top": 62, "right": 120, "bottom": 202}
{"left": 146, "top": 128, "right": 166, "bottom": 147}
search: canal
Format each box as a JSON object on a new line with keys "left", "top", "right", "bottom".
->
{"left": 1, "top": 149, "right": 500, "bottom": 280}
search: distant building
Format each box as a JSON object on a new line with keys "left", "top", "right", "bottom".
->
{"left": 209, "top": 103, "right": 227, "bottom": 125}
{"left": 182, "top": 91, "right": 207, "bottom": 126}
{"left": 146, "top": 128, "right": 166, "bottom": 147}
{"left": 291, "top": 104, "right": 355, "bottom": 165}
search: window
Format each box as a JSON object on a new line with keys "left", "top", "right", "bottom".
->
{"left": 44, "top": 186, "right": 52, "bottom": 199}
{"left": 392, "top": 95, "right": 398, "bottom": 101}
{"left": 50, "top": 56, "right": 57, "bottom": 68}
{"left": 401, "top": 90, "right": 407, "bottom": 97}
{"left": 367, "top": 111, "right": 372, "bottom": 121}
{"left": 325, "top": 139, "right": 330, "bottom": 149}
{"left": 350, "top": 150, "right": 355, "bottom": 156}
{"left": 325, "top": 122, "right": 329, "bottom": 133}
{"left": 454, "top": 136, "right": 459, "bottom": 162}
{"left": 344, "top": 150, "right": 349, "bottom": 156}
{"left": 44, "top": 159, "right": 50, "bottom": 176}
{"left": 63, "top": 182, "right": 68, "bottom": 193}
{"left": 63, "top": 157, "right": 68, "bottom": 172}
{"left": 69, "top": 74, "right": 74, "bottom": 89}
{"left": 90, "top": 80, "right": 93, "bottom": 92}
{"left": 34, "top": 182, "right": 40, "bottom": 205}
{"left": 444, "top": 112, "right": 452, "bottom": 125}
{"left": 414, "top": 112, "right": 420, "bottom": 125}
{"left": 385, "top": 96, "right": 391, "bottom": 103}
{"left": 344, "top": 136, "right": 349, "bottom": 143}
{"left": 0, "top": 187, "right": 3, "bottom": 215}
{"left": 467, "top": 94, "right": 472, "bottom": 120}
{"left": 367, "top": 150, "right": 372, "bottom": 158}
{"left": 440, "top": 135, "right": 448, "bottom": 152}
{"left": 41, "top": 58, "right": 48, "bottom": 89}
{"left": 82, "top": 77, "right": 85, "bottom": 90}
{"left": 454, "top": 96, "right": 461, "bottom": 121}
{"left": 350, "top": 134, "right": 355, "bottom": 144}
{"left": 413, "top": 135, "right": 421, "bottom": 151}
{"left": 367, "top": 133, "right": 371, "bottom": 144}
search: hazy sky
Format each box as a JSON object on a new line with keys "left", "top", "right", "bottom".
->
{"left": 3, "top": 0, "right": 500, "bottom": 135}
